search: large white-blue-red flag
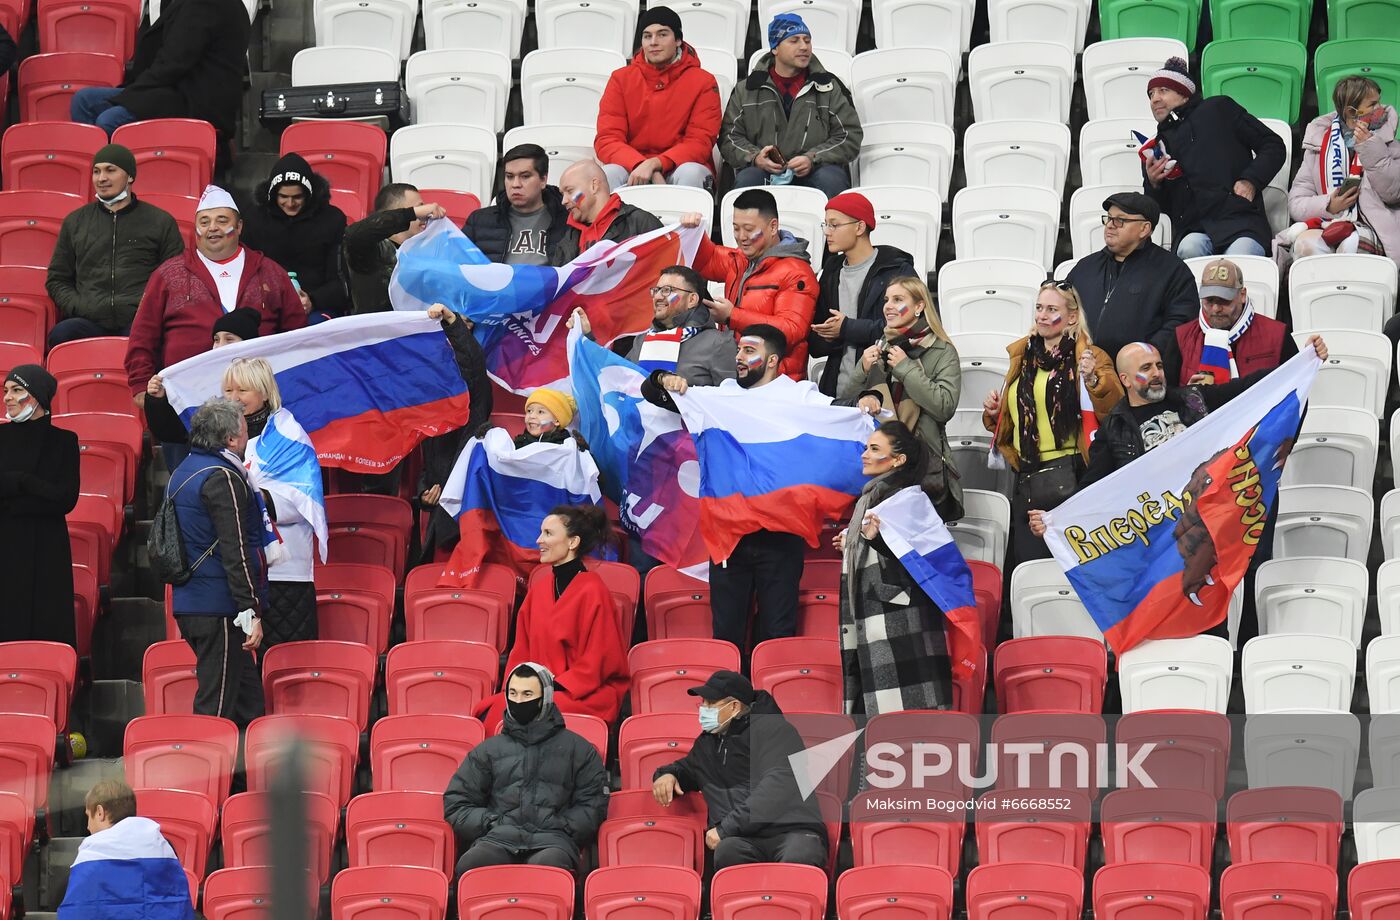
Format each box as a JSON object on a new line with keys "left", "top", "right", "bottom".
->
{"left": 437, "top": 427, "right": 602, "bottom": 585}
{"left": 567, "top": 327, "right": 709, "bottom": 579}
{"left": 161, "top": 313, "right": 473, "bottom": 473}
{"left": 245, "top": 406, "right": 328, "bottom": 563}
{"left": 390, "top": 219, "right": 703, "bottom": 392}
{"left": 58, "top": 817, "right": 194, "bottom": 920}
{"left": 1043, "top": 348, "right": 1320, "bottom": 657}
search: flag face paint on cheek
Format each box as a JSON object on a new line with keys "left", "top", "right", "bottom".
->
{"left": 1135, "top": 372, "right": 1151, "bottom": 384}
{"left": 666, "top": 292, "right": 681, "bottom": 306}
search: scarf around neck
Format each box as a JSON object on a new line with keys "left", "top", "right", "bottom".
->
{"left": 637, "top": 325, "right": 700, "bottom": 374}
{"left": 880, "top": 314, "right": 938, "bottom": 433}
{"left": 1015, "top": 334, "right": 1080, "bottom": 466}
{"left": 1320, "top": 114, "right": 1364, "bottom": 219}
{"left": 1197, "top": 298, "right": 1255, "bottom": 382}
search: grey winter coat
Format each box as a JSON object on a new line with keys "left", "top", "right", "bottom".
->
{"left": 622, "top": 303, "right": 738, "bottom": 386}
{"left": 720, "top": 52, "right": 863, "bottom": 170}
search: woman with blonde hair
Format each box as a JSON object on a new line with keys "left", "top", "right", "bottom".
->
{"left": 840, "top": 276, "right": 963, "bottom": 520}
{"left": 982, "top": 280, "right": 1122, "bottom": 562}
{"left": 220, "top": 357, "right": 325, "bottom": 648}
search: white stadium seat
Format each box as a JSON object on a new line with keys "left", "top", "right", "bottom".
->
{"left": 314, "top": 0, "right": 418, "bottom": 60}
{"left": 500, "top": 124, "right": 596, "bottom": 181}
{"left": 1118, "top": 635, "right": 1233, "bottom": 714}
{"left": 944, "top": 487, "right": 1010, "bottom": 570}
{"left": 1182, "top": 254, "right": 1281, "bottom": 319}
{"left": 291, "top": 45, "right": 400, "bottom": 86}
{"left": 946, "top": 409, "right": 1015, "bottom": 499}
{"left": 1353, "top": 785, "right": 1400, "bottom": 861}
{"left": 536, "top": 0, "right": 638, "bottom": 56}
{"left": 1289, "top": 254, "right": 1399, "bottom": 333}
{"left": 856, "top": 121, "right": 955, "bottom": 199}
{"left": 406, "top": 50, "right": 511, "bottom": 131}
{"left": 695, "top": 46, "right": 739, "bottom": 104}
{"left": 389, "top": 124, "right": 497, "bottom": 203}
{"left": 1242, "top": 634, "right": 1357, "bottom": 713}
{"left": 1009, "top": 558, "right": 1103, "bottom": 640}
{"left": 1382, "top": 489, "right": 1400, "bottom": 561}
{"left": 849, "top": 185, "right": 942, "bottom": 278}
{"left": 1273, "top": 484, "right": 1375, "bottom": 564}
{"left": 1254, "top": 556, "right": 1368, "bottom": 647}
{"left": 1280, "top": 405, "right": 1378, "bottom": 490}
{"left": 851, "top": 48, "right": 958, "bottom": 128}
{"left": 1261, "top": 118, "right": 1293, "bottom": 193}
{"left": 988, "top": 0, "right": 1087, "bottom": 51}
{"left": 1081, "top": 37, "right": 1189, "bottom": 120}
{"left": 423, "top": 0, "right": 525, "bottom": 56}
{"left": 1379, "top": 559, "right": 1400, "bottom": 635}
{"left": 952, "top": 185, "right": 1061, "bottom": 268}
{"left": 720, "top": 185, "right": 827, "bottom": 272}
{"left": 967, "top": 41, "right": 1074, "bottom": 123}
{"left": 649, "top": 0, "right": 750, "bottom": 58}
{"left": 1243, "top": 709, "right": 1360, "bottom": 799}
{"left": 1070, "top": 185, "right": 1172, "bottom": 258}
{"left": 1078, "top": 118, "right": 1154, "bottom": 187}
{"left": 951, "top": 332, "right": 1018, "bottom": 413}
{"left": 1054, "top": 257, "right": 1079, "bottom": 280}
{"left": 615, "top": 185, "right": 714, "bottom": 231}
{"left": 1373, "top": 718, "right": 1400, "bottom": 788}
{"left": 937, "top": 257, "right": 1043, "bottom": 336}
{"left": 963, "top": 120, "right": 1071, "bottom": 196}
{"left": 1368, "top": 637, "right": 1400, "bottom": 716}
{"left": 520, "top": 48, "right": 625, "bottom": 127}
{"left": 1292, "top": 329, "right": 1391, "bottom": 414}
{"left": 758, "top": 0, "right": 860, "bottom": 53}
{"left": 872, "top": 0, "right": 972, "bottom": 55}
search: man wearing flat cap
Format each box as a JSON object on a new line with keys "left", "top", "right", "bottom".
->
{"left": 652, "top": 670, "right": 828, "bottom": 871}
{"left": 1065, "top": 191, "right": 1198, "bottom": 361}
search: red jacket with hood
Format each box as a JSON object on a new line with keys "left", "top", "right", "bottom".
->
{"left": 594, "top": 42, "right": 723, "bottom": 176}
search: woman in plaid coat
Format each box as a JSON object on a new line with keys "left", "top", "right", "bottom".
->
{"left": 834, "top": 420, "right": 952, "bottom": 715}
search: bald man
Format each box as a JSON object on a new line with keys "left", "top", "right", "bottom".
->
{"left": 549, "top": 160, "right": 663, "bottom": 264}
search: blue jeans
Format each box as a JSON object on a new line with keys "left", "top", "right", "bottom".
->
{"left": 71, "top": 87, "right": 140, "bottom": 138}
{"left": 1175, "top": 232, "right": 1267, "bottom": 260}
{"left": 733, "top": 164, "right": 851, "bottom": 199}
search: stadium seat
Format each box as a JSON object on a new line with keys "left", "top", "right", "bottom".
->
{"left": 1183, "top": 253, "right": 1281, "bottom": 319}
{"left": 993, "top": 635, "right": 1106, "bottom": 713}
{"left": 67, "top": 494, "right": 114, "bottom": 588}
{"left": 1221, "top": 860, "right": 1338, "bottom": 920}
{"left": 1288, "top": 254, "right": 1398, "bottom": 333}
{"left": 221, "top": 789, "right": 338, "bottom": 886}
{"left": 0, "top": 265, "right": 55, "bottom": 353}
{"left": 1097, "top": 0, "right": 1202, "bottom": 49}
{"left": 751, "top": 637, "right": 843, "bottom": 714}
{"left": 17, "top": 51, "right": 122, "bottom": 122}
{"left": 838, "top": 865, "right": 954, "bottom": 920}
{"left": 140, "top": 640, "right": 197, "bottom": 717}
{"left": 0, "top": 641, "right": 77, "bottom": 730}
{"left": 0, "top": 713, "right": 53, "bottom": 840}
{"left": 1200, "top": 37, "right": 1307, "bottom": 123}
{"left": 500, "top": 124, "right": 596, "bottom": 182}
{"left": 1099, "top": 787, "right": 1217, "bottom": 871}
{"left": 203, "top": 867, "right": 319, "bottom": 920}
{"left": 943, "top": 487, "right": 1010, "bottom": 570}
{"left": 2, "top": 121, "right": 107, "bottom": 199}
{"left": 1070, "top": 184, "right": 1173, "bottom": 257}
{"left": 37, "top": 0, "right": 140, "bottom": 60}
{"left": 325, "top": 493, "right": 414, "bottom": 581}
{"left": 524, "top": 560, "right": 639, "bottom": 643}
{"left": 281, "top": 121, "right": 387, "bottom": 215}
{"left": 855, "top": 121, "right": 955, "bottom": 199}
{"left": 850, "top": 47, "right": 957, "bottom": 127}
{"left": 314, "top": 563, "right": 396, "bottom": 655}
{"left": 1117, "top": 635, "right": 1234, "bottom": 713}
{"left": 346, "top": 790, "right": 455, "bottom": 875}
{"left": 1368, "top": 636, "right": 1400, "bottom": 714}
{"left": 712, "top": 863, "right": 828, "bottom": 920}
{"left": 333, "top": 865, "right": 451, "bottom": 920}
{"left": 627, "top": 639, "right": 741, "bottom": 714}
{"left": 849, "top": 184, "right": 942, "bottom": 277}
{"left": 786, "top": 712, "right": 858, "bottom": 802}
{"left": 136, "top": 192, "right": 198, "bottom": 247}
{"left": 261, "top": 640, "right": 376, "bottom": 731}
{"left": 0, "top": 790, "right": 26, "bottom": 903}
{"left": 1081, "top": 38, "right": 1191, "bottom": 120}
{"left": 936, "top": 257, "right": 1042, "bottom": 338}
{"left": 597, "top": 810, "right": 705, "bottom": 872}
{"left": 872, "top": 0, "right": 972, "bottom": 53}
{"left": 385, "top": 640, "right": 497, "bottom": 717}
{"left": 536, "top": 0, "right": 638, "bottom": 55}
{"left": 419, "top": 188, "right": 479, "bottom": 225}
{"left": 124, "top": 714, "right": 239, "bottom": 809}
{"left": 614, "top": 185, "right": 715, "bottom": 231}
{"left": 1094, "top": 862, "right": 1211, "bottom": 920}
{"left": 865, "top": 710, "right": 981, "bottom": 796}
{"left": 966, "top": 862, "right": 1083, "bottom": 920}
{"left": 1209, "top": 0, "right": 1308, "bottom": 42}
{"left": 990, "top": 712, "right": 1105, "bottom": 794}
{"left": 245, "top": 713, "right": 360, "bottom": 806}
{"left": 697, "top": 45, "right": 738, "bottom": 101}
{"left": 46, "top": 332, "right": 126, "bottom": 376}
{"left": 0, "top": 190, "right": 81, "bottom": 269}
{"left": 1254, "top": 556, "right": 1367, "bottom": 645}
{"left": 644, "top": 565, "right": 713, "bottom": 640}
{"left": 1243, "top": 712, "right": 1360, "bottom": 799}
{"left": 404, "top": 562, "right": 516, "bottom": 650}
{"left": 946, "top": 411, "right": 1015, "bottom": 499}
{"left": 290, "top": 44, "right": 400, "bottom": 87}
{"left": 519, "top": 48, "right": 625, "bottom": 127}
{"left": 950, "top": 332, "right": 1018, "bottom": 413}
{"left": 1353, "top": 787, "right": 1400, "bottom": 863}
{"left": 1120, "top": 709, "right": 1231, "bottom": 797}
{"left": 1384, "top": 491, "right": 1400, "bottom": 561}
{"left": 1009, "top": 559, "right": 1102, "bottom": 640}
{"left": 1227, "top": 786, "right": 1342, "bottom": 868}
{"left": 109, "top": 119, "right": 216, "bottom": 200}
{"left": 1380, "top": 559, "right": 1400, "bottom": 635}
{"left": 1078, "top": 119, "right": 1154, "bottom": 187}
{"left": 561, "top": 712, "right": 610, "bottom": 763}
{"left": 967, "top": 41, "right": 1074, "bottom": 122}
{"left": 314, "top": 0, "right": 417, "bottom": 60}
{"left": 1328, "top": 0, "right": 1400, "bottom": 38}
{"left": 1242, "top": 634, "right": 1357, "bottom": 712}
{"left": 618, "top": 712, "right": 695, "bottom": 789}
{"left": 401, "top": 73, "right": 507, "bottom": 169}
{"left": 49, "top": 370, "right": 134, "bottom": 420}
{"left": 1273, "top": 483, "right": 1375, "bottom": 563}
{"left": 796, "top": 563, "right": 840, "bottom": 638}
{"left": 371, "top": 712, "right": 484, "bottom": 793}
{"left": 988, "top": 0, "right": 1086, "bottom": 49}
{"left": 1350, "top": 858, "right": 1400, "bottom": 920}
{"left": 585, "top": 865, "right": 702, "bottom": 920}
{"left": 720, "top": 184, "right": 827, "bottom": 270}
{"left": 458, "top": 864, "right": 575, "bottom": 920}
{"left": 53, "top": 409, "right": 142, "bottom": 495}
{"left": 969, "top": 560, "right": 1004, "bottom": 654}
{"left": 977, "top": 788, "right": 1092, "bottom": 868}
{"left": 951, "top": 186, "right": 1061, "bottom": 268}
{"left": 134, "top": 787, "right": 216, "bottom": 883}
{"left": 648, "top": 0, "right": 748, "bottom": 57}
{"left": 849, "top": 791, "right": 965, "bottom": 875}
{"left": 71, "top": 564, "right": 98, "bottom": 660}
{"left": 1314, "top": 39, "right": 1400, "bottom": 112}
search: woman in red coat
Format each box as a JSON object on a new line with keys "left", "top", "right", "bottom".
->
{"left": 478, "top": 505, "right": 630, "bottom": 729}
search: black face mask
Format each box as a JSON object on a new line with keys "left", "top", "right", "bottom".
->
{"left": 506, "top": 697, "right": 544, "bottom": 725}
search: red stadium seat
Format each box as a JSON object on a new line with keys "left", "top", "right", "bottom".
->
{"left": 751, "top": 637, "right": 843, "bottom": 714}
{"left": 345, "top": 791, "right": 456, "bottom": 876}
{"left": 404, "top": 562, "right": 516, "bottom": 651}
{"left": 865, "top": 710, "right": 981, "bottom": 796}
{"left": 969, "top": 559, "right": 1003, "bottom": 653}
{"left": 585, "top": 865, "right": 702, "bottom": 920}
{"left": 0, "top": 343, "right": 40, "bottom": 373}
{"left": 262, "top": 640, "right": 376, "bottom": 731}
{"left": 1094, "top": 862, "right": 1211, "bottom": 920}
{"left": 627, "top": 639, "right": 741, "bottom": 714}
{"left": 711, "top": 863, "right": 828, "bottom": 920}
{"left": 245, "top": 713, "right": 360, "bottom": 807}
{"left": 72, "top": 436, "right": 125, "bottom": 505}
{"left": 68, "top": 494, "right": 113, "bottom": 586}
{"left": 0, "top": 190, "right": 81, "bottom": 268}
{"left": 1220, "top": 861, "right": 1337, "bottom": 920}
{"left": 0, "top": 714, "right": 53, "bottom": 830}
{"left": 0, "top": 792, "right": 27, "bottom": 901}
{"left": 110, "top": 119, "right": 216, "bottom": 198}
{"left": 202, "top": 867, "right": 319, "bottom": 920}
{"left": 371, "top": 713, "right": 484, "bottom": 793}
{"left": 314, "top": 563, "right": 395, "bottom": 655}
{"left": 385, "top": 640, "right": 497, "bottom": 717}
{"left": 787, "top": 712, "right": 858, "bottom": 802}
{"left": 329, "top": 188, "right": 367, "bottom": 223}
{"left": 1226, "top": 786, "right": 1342, "bottom": 868}
{"left": 1, "top": 122, "right": 105, "bottom": 199}
{"left": 1115, "top": 709, "right": 1231, "bottom": 799}
{"left": 837, "top": 864, "right": 955, "bottom": 920}
{"left": 458, "top": 864, "right": 574, "bottom": 920}
{"left": 486, "top": 411, "right": 523, "bottom": 433}
{"left": 1099, "top": 787, "right": 1218, "bottom": 872}
{"left": 0, "top": 0, "right": 23, "bottom": 42}
{"left": 139, "top": 193, "right": 198, "bottom": 249}
{"left": 141, "top": 640, "right": 197, "bottom": 717}
{"left": 325, "top": 494, "right": 413, "bottom": 582}
{"left": 796, "top": 559, "right": 840, "bottom": 637}
{"left": 53, "top": 411, "right": 141, "bottom": 502}
{"left": 525, "top": 559, "right": 639, "bottom": 642}
{"left": 564, "top": 712, "right": 610, "bottom": 762}
{"left": 994, "top": 636, "right": 1107, "bottom": 713}
{"left": 990, "top": 712, "right": 1105, "bottom": 797}
{"left": 220, "top": 790, "right": 338, "bottom": 886}
{"left": 281, "top": 121, "right": 387, "bottom": 214}
{"left": 0, "top": 266, "right": 56, "bottom": 353}
{"left": 76, "top": 490, "right": 120, "bottom": 541}
{"left": 71, "top": 563, "right": 97, "bottom": 659}
{"left": 420, "top": 189, "right": 480, "bottom": 225}
{"left": 0, "top": 641, "right": 77, "bottom": 730}
{"left": 618, "top": 713, "right": 695, "bottom": 790}
{"left": 849, "top": 790, "right": 965, "bottom": 876}
{"left": 644, "top": 565, "right": 713, "bottom": 640}
{"left": 46, "top": 334, "right": 126, "bottom": 376}
{"left": 975, "top": 789, "right": 1092, "bottom": 870}
{"left": 134, "top": 787, "right": 216, "bottom": 884}
{"left": 333, "top": 865, "right": 451, "bottom": 920}
{"left": 951, "top": 643, "right": 988, "bottom": 715}
{"left": 123, "top": 714, "right": 239, "bottom": 809}
{"left": 17, "top": 52, "right": 122, "bottom": 123}
{"left": 1349, "top": 860, "right": 1400, "bottom": 920}
{"left": 47, "top": 336, "right": 133, "bottom": 417}
{"left": 966, "top": 862, "right": 1084, "bottom": 920}
{"left": 37, "top": 0, "right": 141, "bottom": 60}
{"left": 597, "top": 801, "right": 705, "bottom": 873}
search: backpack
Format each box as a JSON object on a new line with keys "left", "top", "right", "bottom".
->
{"left": 148, "top": 466, "right": 221, "bottom": 586}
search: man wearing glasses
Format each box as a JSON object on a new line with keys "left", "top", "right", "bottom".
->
{"left": 1066, "top": 192, "right": 1197, "bottom": 361}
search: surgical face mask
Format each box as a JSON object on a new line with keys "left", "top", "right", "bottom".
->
{"left": 97, "top": 187, "right": 130, "bottom": 207}
{"left": 7, "top": 399, "right": 36, "bottom": 423}
{"left": 507, "top": 697, "right": 544, "bottom": 725}
{"left": 698, "top": 701, "right": 731, "bottom": 733}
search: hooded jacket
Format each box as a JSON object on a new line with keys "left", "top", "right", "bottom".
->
{"left": 550, "top": 196, "right": 663, "bottom": 265}
{"left": 654, "top": 690, "right": 828, "bottom": 842}
{"left": 595, "top": 42, "right": 723, "bottom": 176}
{"left": 463, "top": 186, "right": 570, "bottom": 263}
{"left": 621, "top": 302, "right": 738, "bottom": 386}
{"left": 1288, "top": 106, "right": 1400, "bottom": 267}
{"left": 691, "top": 231, "right": 818, "bottom": 380}
{"left": 720, "top": 51, "right": 862, "bottom": 170}
{"left": 242, "top": 153, "right": 350, "bottom": 317}
{"left": 808, "top": 245, "right": 916, "bottom": 396}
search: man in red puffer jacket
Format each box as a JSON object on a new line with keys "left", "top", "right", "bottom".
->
{"left": 595, "top": 7, "right": 722, "bottom": 191}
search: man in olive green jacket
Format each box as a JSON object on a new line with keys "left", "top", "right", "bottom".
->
{"left": 46, "top": 144, "right": 184, "bottom": 348}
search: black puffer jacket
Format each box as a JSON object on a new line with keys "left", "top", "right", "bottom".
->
{"left": 443, "top": 703, "right": 608, "bottom": 857}
{"left": 463, "top": 186, "right": 570, "bottom": 263}
{"left": 242, "top": 153, "right": 350, "bottom": 318}
{"left": 654, "top": 691, "right": 828, "bottom": 842}
{"left": 549, "top": 202, "right": 663, "bottom": 265}
{"left": 808, "top": 244, "right": 916, "bottom": 396}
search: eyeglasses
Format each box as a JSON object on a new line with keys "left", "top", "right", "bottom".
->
{"left": 649, "top": 285, "right": 697, "bottom": 298}
{"left": 819, "top": 220, "right": 860, "bottom": 230}
{"left": 1101, "top": 214, "right": 1152, "bottom": 228}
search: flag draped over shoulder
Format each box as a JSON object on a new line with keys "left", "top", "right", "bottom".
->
{"left": 875, "top": 485, "right": 984, "bottom": 689}
{"left": 1043, "top": 349, "right": 1320, "bottom": 657}
{"left": 437, "top": 427, "right": 602, "bottom": 585}
{"left": 58, "top": 817, "right": 194, "bottom": 920}
{"left": 391, "top": 219, "right": 704, "bottom": 393}
{"left": 568, "top": 327, "right": 709, "bottom": 579}
{"left": 161, "top": 313, "right": 472, "bottom": 473}
{"left": 246, "top": 407, "right": 328, "bottom": 563}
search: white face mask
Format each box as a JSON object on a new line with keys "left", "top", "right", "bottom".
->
{"left": 97, "top": 188, "right": 130, "bottom": 207}
{"left": 7, "top": 399, "right": 35, "bottom": 423}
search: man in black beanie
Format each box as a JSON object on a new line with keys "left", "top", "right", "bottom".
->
{"left": 594, "top": 5, "right": 722, "bottom": 190}
{"left": 46, "top": 142, "right": 185, "bottom": 348}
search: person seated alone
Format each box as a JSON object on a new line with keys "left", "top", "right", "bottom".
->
{"left": 550, "top": 161, "right": 663, "bottom": 265}
{"left": 463, "top": 144, "right": 569, "bottom": 264}
{"left": 1168, "top": 258, "right": 1296, "bottom": 386}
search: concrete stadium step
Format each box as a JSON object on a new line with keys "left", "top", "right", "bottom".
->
{"left": 94, "top": 598, "right": 167, "bottom": 684}
{"left": 70, "top": 680, "right": 145, "bottom": 761}
{"left": 38, "top": 837, "right": 82, "bottom": 911}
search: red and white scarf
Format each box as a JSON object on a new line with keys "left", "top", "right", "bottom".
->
{"left": 1319, "top": 114, "right": 1363, "bottom": 212}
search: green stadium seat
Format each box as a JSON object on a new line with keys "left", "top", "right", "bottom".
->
{"left": 1201, "top": 37, "right": 1307, "bottom": 122}
{"left": 1327, "top": 0, "right": 1400, "bottom": 40}
{"left": 1209, "top": 0, "right": 1309, "bottom": 42}
{"left": 1314, "top": 39, "right": 1400, "bottom": 111}
{"left": 1099, "top": 0, "right": 1203, "bottom": 51}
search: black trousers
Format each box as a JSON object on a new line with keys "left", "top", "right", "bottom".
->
{"left": 454, "top": 841, "right": 576, "bottom": 879}
{"left": 709, "top": 530, "right": 806, "bottom": 653}
{"left": 712, "top": 830, "right": 827, "bottom": 872}
{"left": 177, "top": 615, "right": 266, "bottom": 728}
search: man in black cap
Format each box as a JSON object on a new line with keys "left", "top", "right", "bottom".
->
{"left": 1065, "top": 191, "right": 1198, "bottom": 361}
{"left": 594, "top": 5, "right": 722, "bottom": 190}
{"left": 46, "top": 143, "right": 185, "bottom": 348}
{"left": 651, "top": 670, "right": 828, "bottom": 871}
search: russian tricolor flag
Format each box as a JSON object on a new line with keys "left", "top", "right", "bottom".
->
{"left": 59, "top": 817, "right": 194, "bottom": 920}
{"left": 1199, "top": 328, "right": 1234, "bottom": 383}
{"left": 246, "top": 406, "right": 329, "bottom": 563}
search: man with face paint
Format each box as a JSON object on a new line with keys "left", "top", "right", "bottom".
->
{"left": 46, "top": 143, "right": 185, "bottom": 348}
{"left": 1168, "top": 258, "right": 1296, "bottom": 386}
{"left": 0, "top": 364, "right": 79, "bottom": 648}
{"left": 549, "top": 160, "right": 663, "bottom": 265}
{"left": 652, "top": 670, "right": 828, "bottom": 872}
{"left": 444, "top": 662, "right": 608, "bottom": 879}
